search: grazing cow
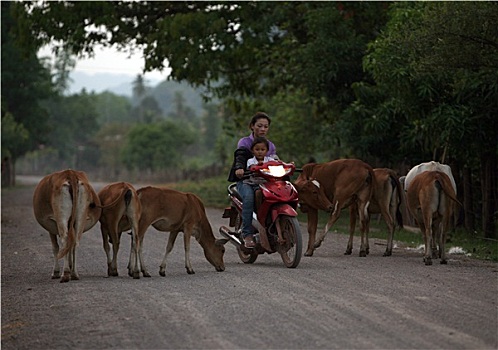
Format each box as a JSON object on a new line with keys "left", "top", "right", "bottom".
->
{"left": 404, "top": 161, "right": 456, "bottom": 194}
{"left": 347, "top": 168, "right": 404, "bottom": 257}
{"left": 98, "top": 182, "right": 142, "bottom": 278}
{"left": 406, "top": 171, "right": 460, "bottom": 265}
{"left": 294, "top": 159, "right": 374, "bottom": 257}
{"left": 135, "top": 186, "right": 227, "bottom": 276}
{"left": 33, "top": 169, "right": 101, "bottom": 282}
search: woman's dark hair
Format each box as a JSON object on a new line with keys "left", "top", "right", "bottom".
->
{"left": 249, "top": 112, "right": 271, "bottom": 128}
{"left": 251, "top": 136, "right": 269, "bottom": 150}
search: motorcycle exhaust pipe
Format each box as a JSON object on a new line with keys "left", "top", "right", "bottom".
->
{"left": 219, "top": 226, "right": 242, "bottom": 247}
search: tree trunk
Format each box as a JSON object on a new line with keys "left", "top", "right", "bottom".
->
{"left": 481, "top": 152, "right": 497, "bottom": 239}
{"left": 1, "top": 157, "right": 15, "bottom": 187}
{"left": 463, "top": 167, "right": 475, "bottom": 233}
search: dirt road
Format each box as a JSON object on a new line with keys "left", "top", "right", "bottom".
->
{"left": 2, "top": 181, "right": 497, "bottom": 349}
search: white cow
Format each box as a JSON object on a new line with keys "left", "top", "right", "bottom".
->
{"left": 404, "top": 161, "right": 456, "bottom": 194}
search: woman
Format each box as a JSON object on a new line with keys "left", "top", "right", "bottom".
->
{"left": 227, "top": 112, "right": 277, "bottom": 248}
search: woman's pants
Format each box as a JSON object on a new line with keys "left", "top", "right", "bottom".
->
{"left": 236, "top": 181, "right": 255, "bottom": 238}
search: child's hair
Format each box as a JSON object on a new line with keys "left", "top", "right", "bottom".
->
{"left": 251, "top": 136, "right": 269, "bottom": 151}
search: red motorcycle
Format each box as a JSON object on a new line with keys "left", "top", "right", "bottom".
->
{"left": 219, "top": 160, "right": 303, "bottom": 268}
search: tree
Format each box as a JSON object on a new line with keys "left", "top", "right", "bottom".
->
{"left": 1, "top": 2, "right": 54, "bottom": 185}
{"left": 93, "top": 91, "right": 132, "bottom": 125}
{"left": 42, "top": 91, "right": 100, "bottom": 169}
{"left": 347, "top": 2, "right": 498, "bottom": 237}
{"left": 16, "top": 1, "right": 387, "bottom": 121}
{"left": 121, "top": 121, "right": 196, "bottom": 171}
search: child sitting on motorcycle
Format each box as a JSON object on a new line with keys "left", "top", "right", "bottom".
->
{"left": 247, "top": 136, "right": 278, "bottom": 169}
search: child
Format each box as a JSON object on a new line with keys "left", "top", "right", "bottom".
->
{"left": 243, "top": 137, "right": 276, "bottom": 188}
{"left": 247, "top": 136, "right": 276, "bottom": 168}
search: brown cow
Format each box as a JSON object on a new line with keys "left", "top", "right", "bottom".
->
{"left": 347, "top": 168, "right": 404, "bottom": 257}
{"left": 135, "top": 186, "right": 227, "bottom": 276}
{"left": 98, "top": 182, "right": 142, "bottom": 278}
{"left": 406, "top": 171, "right": 460, "bottom": 265}
{"left": 33, "top": 169, "right": 101, "bottom": 282}
{"left": 294, "top": 159, "right": 374, "bottom": 257}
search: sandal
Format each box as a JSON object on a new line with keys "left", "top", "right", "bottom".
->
{"left": 244, "top": 235, "right": 256, "bottom": 248}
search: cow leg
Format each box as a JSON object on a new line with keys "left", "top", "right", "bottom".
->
{"left": 355, "top": 178, "right": 372, "bottom": 258}
{"left": 101, "top": 227, "right": 115, "bottom": 276}
{"left": 345, "top": 205, "right": 357, "bottom": 255}
{"left": 69, "top": 246, "right": 79, "bottom": 280}
{"left": 135, "top": 230, "right": 151, "bottom": 277}
{"left": 431, "top": 221, "right": 439, "bottom": 259}
{"left": 61, "top": 249, "right": 72, "bottom": 283}
{"left": 128, "top": 228, "right": 141, "bottom": 279}
{"left": 439, "top": 223, "right": 448, "bottom": 264}
{"left": 56, "top": 220, "right": 72, "bottom": 283}
{"left": 314, "top": 200, "right": 340, "bottom": 249}
{"left": 159, "top": 231, "right": 180, "bottom": 276}
{"left": 49, "top": 233, "right": 61, "bottom": 279}
{"left": 358, "top": 201, "right": 370, "bottom": 257}
{"left": 109, "top": 231, "right": 120, "bottom": 276}
{"left": 304, "top": 209, "right": 319, "bottom": 256}
{"left": 381, "top": 194, "right": 396, "bottom": 257}
{"left": 183, "top": 230, "right": 195, "bottom": 275}
{"left": 422, "top": 216, "right": 433, "bottom": 266}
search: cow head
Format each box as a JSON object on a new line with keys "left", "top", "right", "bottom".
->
{"left": 203, "top": 238, "right": 228, "bottom": 272}
{"left": 294, "top": 177, "right": 334, "bottom": 212}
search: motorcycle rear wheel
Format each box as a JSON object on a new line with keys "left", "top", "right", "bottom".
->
{"left": 277, "top": 215, "right": 302, "bottom": 268}
{"left": 234, "top": 213, "right": 258, "bottom": 264}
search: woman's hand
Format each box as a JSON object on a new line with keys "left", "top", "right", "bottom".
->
{"left": 235, "top": 169, "right": 245, "bottom": 178}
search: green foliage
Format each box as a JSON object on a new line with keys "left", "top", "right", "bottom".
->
{"left": 2, "top": 2, "right": 54, "bottom": 160}
{"left": 42, "top": 91, "right": 100, "bottom": 164}
{"left": 95, "top": 123, "right": 131, "bottom": 176}
{"left": 1, "top": 113, "right": 29, "bottom": 159}
{"left": 121, "top": 120, "right": 196, "bottom": 171}
{"left": 93, "top": 92, "right": 132, "bottom": 125}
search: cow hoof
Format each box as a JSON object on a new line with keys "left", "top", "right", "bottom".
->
{"left": 344, "top": 250, "right": 352, "bottom": 255}
{"left": 143, "top": 271, "right": 151, "bottom": 278}
{"left": 51, "top": 274, "right": 60, "bottom": 279}
{"left": 159, "top": 270, "right": 166, "bottom": 277}
{"left": 187, "top": 269, "right": 195, "bottom": 275}
{"left": 440, "top": 259, "right": 447, "bottom": 265}
{"left": 313, "top": 241, "right": 323, "bottom": 249}
{"left": 304, "top": 250, "right": 314, "bottom": 257}
{"left": 359, "top": 251, "right": 367, "bottom": 257}
{"left": 60, "top": 274, "right": 70, "bottom": 283}
{"left": 383, "top": 251, "right": 392, "bottom": 257}
{"left": 424, "top": 257, "right": 432, "bottom": 265}
{"left": 132, "top": 272, "right": 140, "bottom": 279}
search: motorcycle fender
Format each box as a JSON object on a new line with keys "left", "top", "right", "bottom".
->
{"left": 271, "top": 204, "right": 298, "bottom": 222}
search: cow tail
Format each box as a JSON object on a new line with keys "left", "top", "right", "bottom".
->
{"left": 57, "top": 173, "right": 78, "bottom": 259}
{"left": 124, "top": 189, "right": 132, "bottom": 207}
{"left": 436, "top": 173, "right": 461, "bottom": 206}
{"left": 390, "top": 175, "right": 404, "bottom": 229}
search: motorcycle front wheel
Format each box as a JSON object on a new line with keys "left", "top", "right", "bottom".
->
{"left": 234, "top": 213, "right": 258, "bottom": 264}
{"left": 277, "top": 215, "right": 303, "bottom": 268}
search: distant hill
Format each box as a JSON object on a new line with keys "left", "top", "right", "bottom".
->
{"left": 68, "top": 71, "right": 163, "bottom": 96}
{"left": 67, "top": 71, "right": 212, "bottom": 116}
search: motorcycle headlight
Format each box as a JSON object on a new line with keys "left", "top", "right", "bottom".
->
{"left": 261, "top": 165, "right": 291, "bottom": 177}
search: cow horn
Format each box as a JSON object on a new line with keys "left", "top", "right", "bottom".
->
{"left": 311, "top": 179, "right": 320, "bottom": 188}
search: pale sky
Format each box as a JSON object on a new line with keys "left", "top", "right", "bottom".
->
{"left": 38, "top": 44, "right": 171, "bottom": 80}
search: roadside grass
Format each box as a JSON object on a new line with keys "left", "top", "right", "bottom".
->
{"left": 163, "top": 176, "right": 498, "bottom": 262}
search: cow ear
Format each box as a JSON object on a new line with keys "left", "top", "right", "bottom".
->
{"left": 311, "top": 179, "right": 320, "bottom": 188}
{"left": 216, "top": 238, "right": 229, "bottom": 245}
